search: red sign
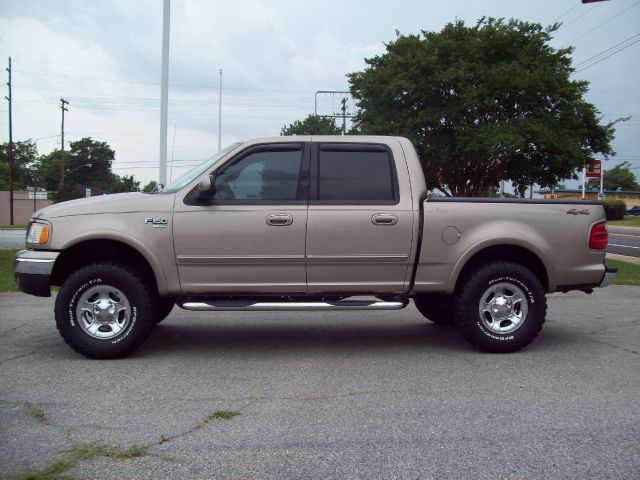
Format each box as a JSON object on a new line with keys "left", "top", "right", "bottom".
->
{"left": 585, "top": 160, "right": 601, "bottom": 178}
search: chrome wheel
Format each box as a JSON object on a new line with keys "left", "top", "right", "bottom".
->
{"left": 478, "top": 282, "right": 528, "bottom": 334}
{"left": 76, "top": 285, "right": 132, "bottom": 339}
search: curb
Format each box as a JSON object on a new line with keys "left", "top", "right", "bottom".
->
{"left": 609, "top": 225, "right": 640, "bottom": 231}
{"left": 606, "top": 253, "right": 640, "bottom": 265}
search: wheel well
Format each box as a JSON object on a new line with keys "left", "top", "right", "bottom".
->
{"left": 51, "top": 240, "right": 158, "bottom": 293}
{"left": 455, "top": 245, "right": 549, "bottom": 292}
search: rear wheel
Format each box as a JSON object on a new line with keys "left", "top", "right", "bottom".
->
{"left": 55, "top": 263, "right": 156, "bottom": 359}
{"left": 452, "top": 262, "right": 546, "bottom": 353}
{"left": 413, "top": 295, "right": 454, "bottom": 326}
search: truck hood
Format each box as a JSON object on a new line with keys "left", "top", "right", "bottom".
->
{"left": 33, "top": 192, "right": 176, "bottom": 219}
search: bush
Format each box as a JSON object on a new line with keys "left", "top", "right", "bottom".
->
{"left": 601, "top": 199, "right": 626, "bottom": 221}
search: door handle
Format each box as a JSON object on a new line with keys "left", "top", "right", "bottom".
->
{"left": 266, "top": 214, "right": 293, "bottom": 226}
{"left": 371, "top": 213, "right": 398, "bottom": 226}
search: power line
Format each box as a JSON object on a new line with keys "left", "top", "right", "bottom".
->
{"left": 562, "top": 0, "right": 640, "bottom": 46}
{"left": 11, "top": 68, "right": 316, "bottom": 94}
{"left": 574, "top": 33, "right": 640, "bottom": 67}
{"left": 556, "top": 3, "right": 601, "bottom": 32}
{"left": 576, "top": 38, "right": 640, "bottom": 72}
{"left": 550, "top": 2, "right": 581, "bottom": 26}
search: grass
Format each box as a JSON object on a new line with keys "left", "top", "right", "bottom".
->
{"left": 206, "top": 410, "right": 241, "bottom": 421}
{"left": 608, "top": 259, "right": 640, "bottom": 286}
{"left": 609, "top": 216, "right": 640, "bottom": 227}
{"left": 25, "top": 408, "right": 49, "bottom": 424}
{"left": 0, "top": 224, "right": 27, "bottom": 230}
{"left": 1, "top": 249, "right": 18, "bottom": 292}
{"left": 9, "top": 443, "right": 149, "bottom": 480}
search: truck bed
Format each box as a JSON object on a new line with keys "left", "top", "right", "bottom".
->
{"left": 414, "top": 198, "right": 607, "bottom": 293}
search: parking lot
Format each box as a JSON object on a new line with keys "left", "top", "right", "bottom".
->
{"left": 1, "top": 287, "right": 639, "bottom": 480}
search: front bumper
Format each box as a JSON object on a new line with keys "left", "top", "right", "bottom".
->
{"left": 599, "top": 266, "right": 618, "bottom": 288}
{"left": 14, "top": 250, "right": 59, "bottom": 297}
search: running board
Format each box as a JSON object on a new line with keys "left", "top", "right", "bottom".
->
{"left": 178, "top": 299, "right": 408, "bottom": 312}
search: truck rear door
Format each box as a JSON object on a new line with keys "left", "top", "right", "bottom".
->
{"left": 305, "top": 141, "right": 415, "bottom": 293}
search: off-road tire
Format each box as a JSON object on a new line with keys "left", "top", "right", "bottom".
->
{"left": 414, "top": 295, "right": 454, "bottom": 326}
{"left": 453, "top": 261, "right": 546, "bottom": 353}
{"left": 55, "top": 263, "right": 156, "bottom": 359}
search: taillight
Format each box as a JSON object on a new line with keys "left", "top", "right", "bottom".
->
{"left": 589, "top": 221, "right": 608, "bottom": 250}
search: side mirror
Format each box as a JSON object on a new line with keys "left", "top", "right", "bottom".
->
{"left": 198, "top": 174, "right": 217, "bottom": 200}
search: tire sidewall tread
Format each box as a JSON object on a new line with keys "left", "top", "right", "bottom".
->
{"left": 453, "top": 261, "right": 547, "bottom": 353}
{"left": 55, "top": 262, "right": 156, "bottom": 359}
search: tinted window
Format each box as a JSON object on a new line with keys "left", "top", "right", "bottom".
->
{"left": 215, "top": 149, "right": 302, "bottom": 201}
{"left": 318, "top": 148, "right": 396, "bottom": 202}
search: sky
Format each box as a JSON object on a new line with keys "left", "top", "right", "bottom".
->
{"left": 0, "top": 0, "right": 639, "bottom": 189}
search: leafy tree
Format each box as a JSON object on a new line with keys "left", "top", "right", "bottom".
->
{"left": 34, "top": 137, "right": 139, "bottom": 202}
{"left": 142, "top": 180, "right": 158, "bottom": 193}
{"left": 588, "top": 162, "right": 639, "bottom": 191}
{"left": 348, "top": 18, "right": 617, "bottom": 196}
{"left": 281, "top": 114, "right": 342, "bottom": 135}
{"left": 0, "top": 140, "right": 38, "bottom": 190}
{"left": 109, "top": 174, "right": 140, "bottom": 193}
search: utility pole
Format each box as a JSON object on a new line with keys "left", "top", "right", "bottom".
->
{"left": 159, "top": 0, "right": 170, "bottom": 186}
{"left": 5, "top": 57, "right": 14, "bottom": 225}
{"left": 341, "top": 97, "right": 347, "bottom": 135}
{"left": 218, "top": 69, "right": 222, "bottom": 152}
{"left": 59, "top": 98, "right": 68, "bottom": 190}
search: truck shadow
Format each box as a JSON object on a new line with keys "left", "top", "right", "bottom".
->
{"left": 138, "top": 318, "right": 473, "bottom": 357}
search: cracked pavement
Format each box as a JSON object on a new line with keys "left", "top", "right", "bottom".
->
{"left": 1, "top": 286, "right": 639, "bottom": 479}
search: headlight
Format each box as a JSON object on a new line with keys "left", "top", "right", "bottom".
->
{"left": 26, "top": 221, "right": 51, "bottom": 247}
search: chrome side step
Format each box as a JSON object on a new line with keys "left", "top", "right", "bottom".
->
{"left": 178, "top": 298, "right": 408, "bottom": 312}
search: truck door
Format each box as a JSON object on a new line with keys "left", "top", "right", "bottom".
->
{"left": 306, "top": 141, "right": 414, "bottom": 293}
{"left": 173, "top": 142, "right": 309, "bottom": 294}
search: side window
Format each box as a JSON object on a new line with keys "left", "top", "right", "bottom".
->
{"left": 317, "top": 146, "right": 397, "bottom": 203}
{"left": 215, "top": 149, "right": 302, "bottom": 202}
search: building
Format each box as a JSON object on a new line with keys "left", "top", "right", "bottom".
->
{"left": 0, "top": 190, "right": 53, "bottom": 226}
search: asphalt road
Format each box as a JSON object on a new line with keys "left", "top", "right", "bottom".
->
{"left": 609, "top": 226, "right": 640, "bottom": 259}
{"left": 1, "top": 288, "right": 638, "bottom": 480}
{"left": 0, "top": 229, "right": 25, "bottom": 249}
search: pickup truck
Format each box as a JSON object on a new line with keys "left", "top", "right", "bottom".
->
{"left": 14, "top": 136, "right": 617, "bottom": 358}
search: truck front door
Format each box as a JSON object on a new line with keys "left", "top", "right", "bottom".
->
{"left": 173, "top": 142, "right": 309, "bottom": 294}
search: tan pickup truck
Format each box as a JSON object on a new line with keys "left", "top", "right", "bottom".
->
{"left": 14, "top": 136, "right": 616, "bottom": 358}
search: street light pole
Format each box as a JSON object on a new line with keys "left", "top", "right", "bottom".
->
{"left": 59, "top": 98, "right": 69, "bottom": 190}
{"left": 5, "top": 57, "right": 14, "bottom": 225}
{"left": 159, "top": 0, "right": 170, "bottom": 187}
{"left": 218, "top": 68, "right": 222, "bottom": 152}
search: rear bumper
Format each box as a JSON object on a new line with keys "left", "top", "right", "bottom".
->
{"left": 13, "top": 250, "right": 59, "bottom": 297}
{"left": 598, "top": 266, "right": 618, "bottom": 288}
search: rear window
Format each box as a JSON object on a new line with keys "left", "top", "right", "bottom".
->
{"left": 317, "top": 145, "right": 397, "bottom": 203}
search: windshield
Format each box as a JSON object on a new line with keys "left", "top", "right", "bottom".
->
{"left": 162, "top": 143, "right": 240, "bottom": 192}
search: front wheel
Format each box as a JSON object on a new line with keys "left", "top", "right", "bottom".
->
{"left": 55, "top": 263, "right": 156, "bottom": 359}
{"left": 452, "top": 262, "right": 546, "bottom": 353}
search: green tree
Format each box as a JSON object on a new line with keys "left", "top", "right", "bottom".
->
{"left": 348, "top": 18, "right": 617, "bottom": 196}
{"left": 281, "top": 114, "right": 342, "bottom": 135}
{"left": 109, "top": 174, "right": 140, "bottom": 193}
{"left": 142, "top": 180, "right": 158, "bottom": 193}
{"left": 0, "top": 140, "right": 38, "bottom": 190}
{"left": 588, "top": 162, "right": 639, "bottom": 191}
{"left": 34, "top": 137, "right": 139, "bottom": 202}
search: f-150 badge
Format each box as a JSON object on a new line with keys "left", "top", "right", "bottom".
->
{"left": 145, "top": 217, "right": 168, "bottom": 228}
